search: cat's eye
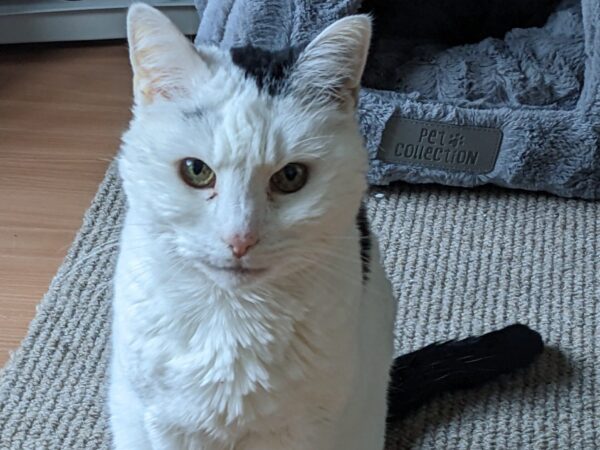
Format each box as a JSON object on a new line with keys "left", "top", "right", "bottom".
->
{"left": 179, "top": 158, "right": 216, "bottom": 188}
{"left": 270, "top": 163, "right": 309, "bottom": 194}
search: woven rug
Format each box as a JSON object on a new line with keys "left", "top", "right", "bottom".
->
{"left": 0, "top": 162, "right": 598, "bottom": 449}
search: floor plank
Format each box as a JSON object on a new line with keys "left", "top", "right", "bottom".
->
{"left": 0, "top": 42, "right": 132, "bottom": 365}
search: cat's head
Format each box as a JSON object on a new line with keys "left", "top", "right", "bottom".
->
{"left": 119, "top": 3, "right": 371, "bottom": 289}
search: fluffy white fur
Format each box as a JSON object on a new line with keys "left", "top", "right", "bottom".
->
{"left": 110, "top": 4, "right": 396, "bottom": 449}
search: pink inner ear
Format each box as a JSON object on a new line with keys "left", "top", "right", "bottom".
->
{"left": 133, "top": 52, "right": 185, "bottom": 104}
{"left": 128, "top": 5, "right": 201, "bottom": 105}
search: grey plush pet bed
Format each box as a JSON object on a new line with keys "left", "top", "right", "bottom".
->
{"left": 194, "top": 0, "right": 600, "bottom": 199}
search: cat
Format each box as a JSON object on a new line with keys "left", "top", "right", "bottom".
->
{"left": 109, "top": 4, "right": 543, "bottom": 450}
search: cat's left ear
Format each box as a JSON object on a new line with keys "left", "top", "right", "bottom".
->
{"left": 292, "top": 15, "right": 372, "bottom": 110}
{"left": 127, "top": 3, "right": 207, "bottom": 105}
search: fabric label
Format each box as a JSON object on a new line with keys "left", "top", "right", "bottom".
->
{"left": 377, "top": 117, "right": 502, "bottom": 174}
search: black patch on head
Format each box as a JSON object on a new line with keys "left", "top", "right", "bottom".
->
{"left": 182, "top": 107, "right": 204, "bottom": 120}
{"left": 230, "top": 45, "right": 303, "bottom": 96}
{"left": 356, "top": 205, "right": 371, "bottom": 283}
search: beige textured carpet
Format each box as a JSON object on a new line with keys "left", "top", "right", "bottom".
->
{"left": 0, "top": 163, "right": 598, "bottom": 449}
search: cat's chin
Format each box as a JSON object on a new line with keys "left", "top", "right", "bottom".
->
{"left": 198, "top": 261, "right": 269, "bottom": 288}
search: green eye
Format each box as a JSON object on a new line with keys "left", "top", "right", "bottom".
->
{"left": 179, "top": 158, "right": 216, "bottom": 188}
{"left": 270, "top": 163, "right": 309, "bottom": 194}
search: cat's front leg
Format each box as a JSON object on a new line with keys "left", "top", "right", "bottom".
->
{"left": 108, "top": 371, "right": 151, "bottom": 450}
{"left": 237, "top": 434, "right": 295, "bottom": 450}
{"left": 143, "top": 408, "right": 187, "bottom": 450}
{"left": 237, "top": 427, "right": 336, "bottom": 450}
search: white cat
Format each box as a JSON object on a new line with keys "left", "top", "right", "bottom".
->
{"left": 110, "top": 4, "right": 396, "bottom": 449}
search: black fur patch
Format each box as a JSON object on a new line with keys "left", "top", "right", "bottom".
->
{"left": 356, "top": 205, "right": 371, "bottom": 282}
{"left": 182, "top": 107, "right": 204, "bottom": 119}
{"left": 359, "top": 0, "right": 559, "bottom": 45}
{"left": 229, "top": 45, "right": 302, "bottom": 96}
{"left": 386, "top": 324, "right": 544, "bottom": 424}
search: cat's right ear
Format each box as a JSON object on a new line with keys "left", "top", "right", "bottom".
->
{"left": 127, "top": 3, "right": 207, "bottom": 105}
{"left": 291, "top": 15, "right": 372, "bottom": 111}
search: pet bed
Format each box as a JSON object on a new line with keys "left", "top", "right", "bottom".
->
{"left": 194, "top": 0, "right": 600, "bottom": 199}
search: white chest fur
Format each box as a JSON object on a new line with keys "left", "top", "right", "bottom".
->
{"left": 111, "top": 227, "right": 369, "bottom": 448}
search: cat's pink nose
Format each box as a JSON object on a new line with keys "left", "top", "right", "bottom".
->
{"left": 225, "top": 233, "right": 258, "bottom": 258}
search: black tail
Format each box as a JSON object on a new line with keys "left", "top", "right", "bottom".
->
{"left": 386, "top": 324, "right": 543, "bottom": 423}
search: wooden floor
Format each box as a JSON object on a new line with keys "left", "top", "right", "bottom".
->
{"left": 0, "top": 42, "right": 132, "bottom": 365}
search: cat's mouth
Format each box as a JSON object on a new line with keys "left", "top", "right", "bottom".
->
{"left": 202, "top": 261, "right": 268, "bottom": 277}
